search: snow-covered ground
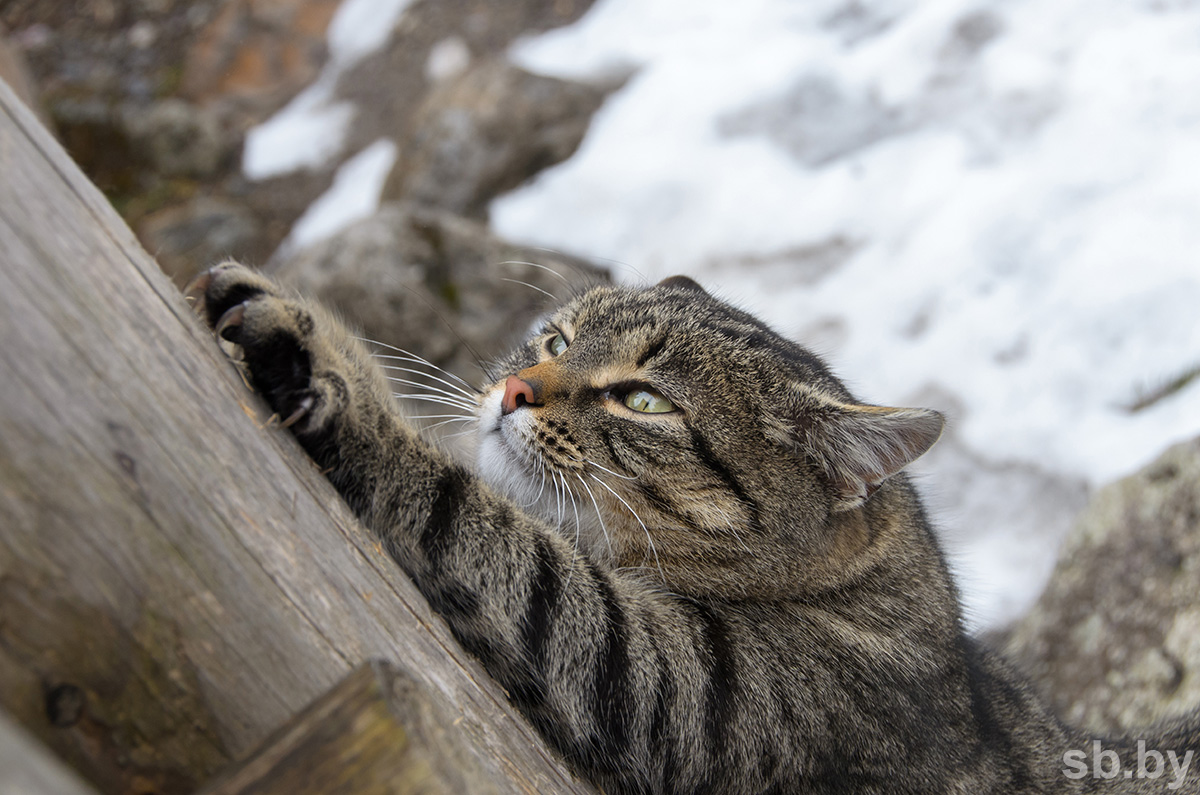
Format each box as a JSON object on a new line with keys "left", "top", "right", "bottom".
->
{"left": 491, "top": 0, "right": 1200, "bottom": 628}
{"left": 246, "top": 0, "right": 1200, "bottom": 629}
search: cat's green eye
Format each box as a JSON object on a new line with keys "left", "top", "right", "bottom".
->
{"left": 547, "top": 333, "right": 568, "bottom": 357}
{"left": 623, "top": 388, "right": 675, "bottom": 414}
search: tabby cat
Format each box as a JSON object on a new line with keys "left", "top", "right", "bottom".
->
{"left": 189, "top": 262, "right": 1198, "bottom": 794}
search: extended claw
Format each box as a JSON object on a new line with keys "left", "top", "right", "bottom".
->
{"left": 183, "top": 269, "right": 214, "bottom": 310}
{"left": 215, "top": 303, "right": 246, "bottom": 338}
{"left": 281, "top": 396, "right": 315, "bottom": 428}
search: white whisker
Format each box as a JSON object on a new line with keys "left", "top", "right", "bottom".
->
{"left": 421, "top": 416, "right": 477, "bottom": 433}
{"left": 584, "top": 458, "right": 637, "bottom": 481}
{"left": 373, "top": 359, "right": 480, "bottom": 398}
{"left": 514, "top": 453, "right": 547, "bottom": 508}
{"left": 383, "top": 374, "right": 479, "bottom": 406}
{"left": 500, "top": 277, "right": 556, "bottom": 301}
{"left": 552, "top": 470, "right": 566, "bottom": 530}
{"left": 392, "top": 392, "right": 476, "bottom": 412}
{"left": 557, "top": 471, "right": 583, "bottom": 591}
{"left": 498, "top": 259, "right": 571, "bottom": 286}
{"left": 439, "top": 427, "right": 479, "bottom": 441}
{"left": 357, "top": 337, "right": 478, "bottom": 393}
{"left": 535, "top": 464, "right": 548, "bottom": 509}
{"left": 575, "top": 474, "right": 613, "bottom": 557}
{"left": 563, "top": 472, "right": 582, "bottom": 542}
{"left": 588, "top": 472, "right": 663, "bottom": 580}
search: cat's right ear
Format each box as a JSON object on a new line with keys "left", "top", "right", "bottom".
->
{"left": 657, "top": 275, "right": 709, "bottom": 295}
{"left": 780, "top": 386, "right": 944, "bottom": 511}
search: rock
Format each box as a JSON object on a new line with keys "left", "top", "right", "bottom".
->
{"left": 180, "top": 0, "right": 338, "bottom": 128}
{"left": 1003, "top": 436, "right": 1200, "bottom": 733}
{"left": 6, "top": 0, "right": 606, "bottom": 284}
{"left": 333, "top": 0, "right": 599, "bottom": 183}
{"left": 123, "top": 98, "right": 229, "bottom": 177}
{"left": 140, "top": 197, "right": 264, "bottom": 285}
{"left": 47, "top": 96, "right": 141, "bottom": 198}
{"left": 381, "top": 57, "right": 609, "bottom": 218}
{"left": 7, "top": 0, "right": 609, "bottom": 296}
{"left": 3, "top": 2, "right": 250, "bottom": 215}
{"left": 273, "top": 202, "right": 608, "bottom": 380}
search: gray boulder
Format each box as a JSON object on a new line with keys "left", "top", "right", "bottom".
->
{"left": 1003, "top": 436, "right": 1200, "bottom": 733}
{"left": 122, "top": 98, "right": 230, "bottom": 179}
{"left": 140, "top": 196, "right": 264, "bottom": 285}
{"left": 381, "top": 57, "right": 610, "bottom": 219}
{"left": 273, "top": 202, "right": 608, "bottom": 381}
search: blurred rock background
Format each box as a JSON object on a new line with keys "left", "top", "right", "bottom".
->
{"left": 0, "top": 0, "right": 609, "bottom": 377}
{"left": 1001, "top": 437, "right": 1200, "bottom": 734}
{"left": 3, "top": 0, "right": 1198, "bottom": 735}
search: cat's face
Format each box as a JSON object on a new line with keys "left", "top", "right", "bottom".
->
{"left": 473, "top": 277, "right": 943, "bottom": 595}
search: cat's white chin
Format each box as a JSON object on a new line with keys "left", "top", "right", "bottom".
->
{"left": 474, "top": 384, "right": 542, "bottom": 505}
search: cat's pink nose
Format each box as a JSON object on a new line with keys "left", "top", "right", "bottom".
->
{"left": 501, "top": 376, "right": 537, "bottom": 415}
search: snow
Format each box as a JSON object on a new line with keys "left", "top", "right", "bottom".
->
{"left": 493, "top": 0, "right": 1200, "bottom": 626}
{"left": 279, "top": 138, "right": 398, "bottom": 256}
{"left": 326, "top": 0, "right": 414, "bottom": 65}
{"left": 426, "top": 36, "right": 472, "bottom": 82}
{"left": 242, "top": 84, "right": 354, "bottom": 179}
{"left": 242, "top": 0, "right": 414, "bottom": 180}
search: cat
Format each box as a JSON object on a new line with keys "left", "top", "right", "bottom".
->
{"left": 189, "top": 261, "right": 1198, "bottom": 794}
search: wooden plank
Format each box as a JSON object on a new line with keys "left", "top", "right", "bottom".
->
{"left": 199, "top": 661, "right": 499, "bottom": 795}
{"left": 0, "top": 79, "right": 591, "bottom": 795}
{"left": 0, "top": 711, "right": 101, "bottom": 795}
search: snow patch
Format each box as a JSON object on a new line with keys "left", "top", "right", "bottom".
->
{"left": 427, "top": 36, "right": 472, "bottom": 82}
{"left": 495, "top": 0, "right": 1200, "bottom": 627}
{"left": 278, "top": 138, "right": 398, "bottom": 256}
{"left": 243, "top": 0, "right": 414, "bottom": 180}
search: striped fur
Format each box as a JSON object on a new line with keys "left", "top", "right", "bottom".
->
{"left": 193, "top": 263, "right": 1199, "bottom": 794}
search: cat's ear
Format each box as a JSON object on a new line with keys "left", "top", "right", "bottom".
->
{"left": 784, "top": 387, "right": 944, "bottom": 511}
{"left": 658, "top": 275, "right": 708, "bottom": 295}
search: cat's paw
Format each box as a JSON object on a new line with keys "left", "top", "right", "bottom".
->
{"left": 188, "top": 261, "right": 348, "bottom": 435}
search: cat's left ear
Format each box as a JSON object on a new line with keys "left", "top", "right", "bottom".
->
{"left": 782, "top": 387, "right": 944, "bottom": 511}
{"left": 657, "top": 275, "right": 709, "bottom": 295}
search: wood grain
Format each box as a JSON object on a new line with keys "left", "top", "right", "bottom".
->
{"left": 199, "top": 661, "right": 501, "bottom": 795}
{"left": 0, "top": 79, "right": 593, "bottom": 795}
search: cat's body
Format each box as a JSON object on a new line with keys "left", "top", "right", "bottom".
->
{"left": 190, "top": 262, "right": 1198, "bottom": 794}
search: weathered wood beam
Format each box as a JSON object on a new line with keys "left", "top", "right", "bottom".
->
{"left": 0, "top": 78, "right": 592, "bottom": 795}
{"left": 199, "top": 661, "right": 498, "bottom": 795}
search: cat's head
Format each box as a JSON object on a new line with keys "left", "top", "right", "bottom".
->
{"left": 474, "top": 276, "right": 943, "bottom": 597}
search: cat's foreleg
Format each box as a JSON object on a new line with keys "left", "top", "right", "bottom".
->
{"left": 189, "top": 262, "right": 715, "bottom": 792}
